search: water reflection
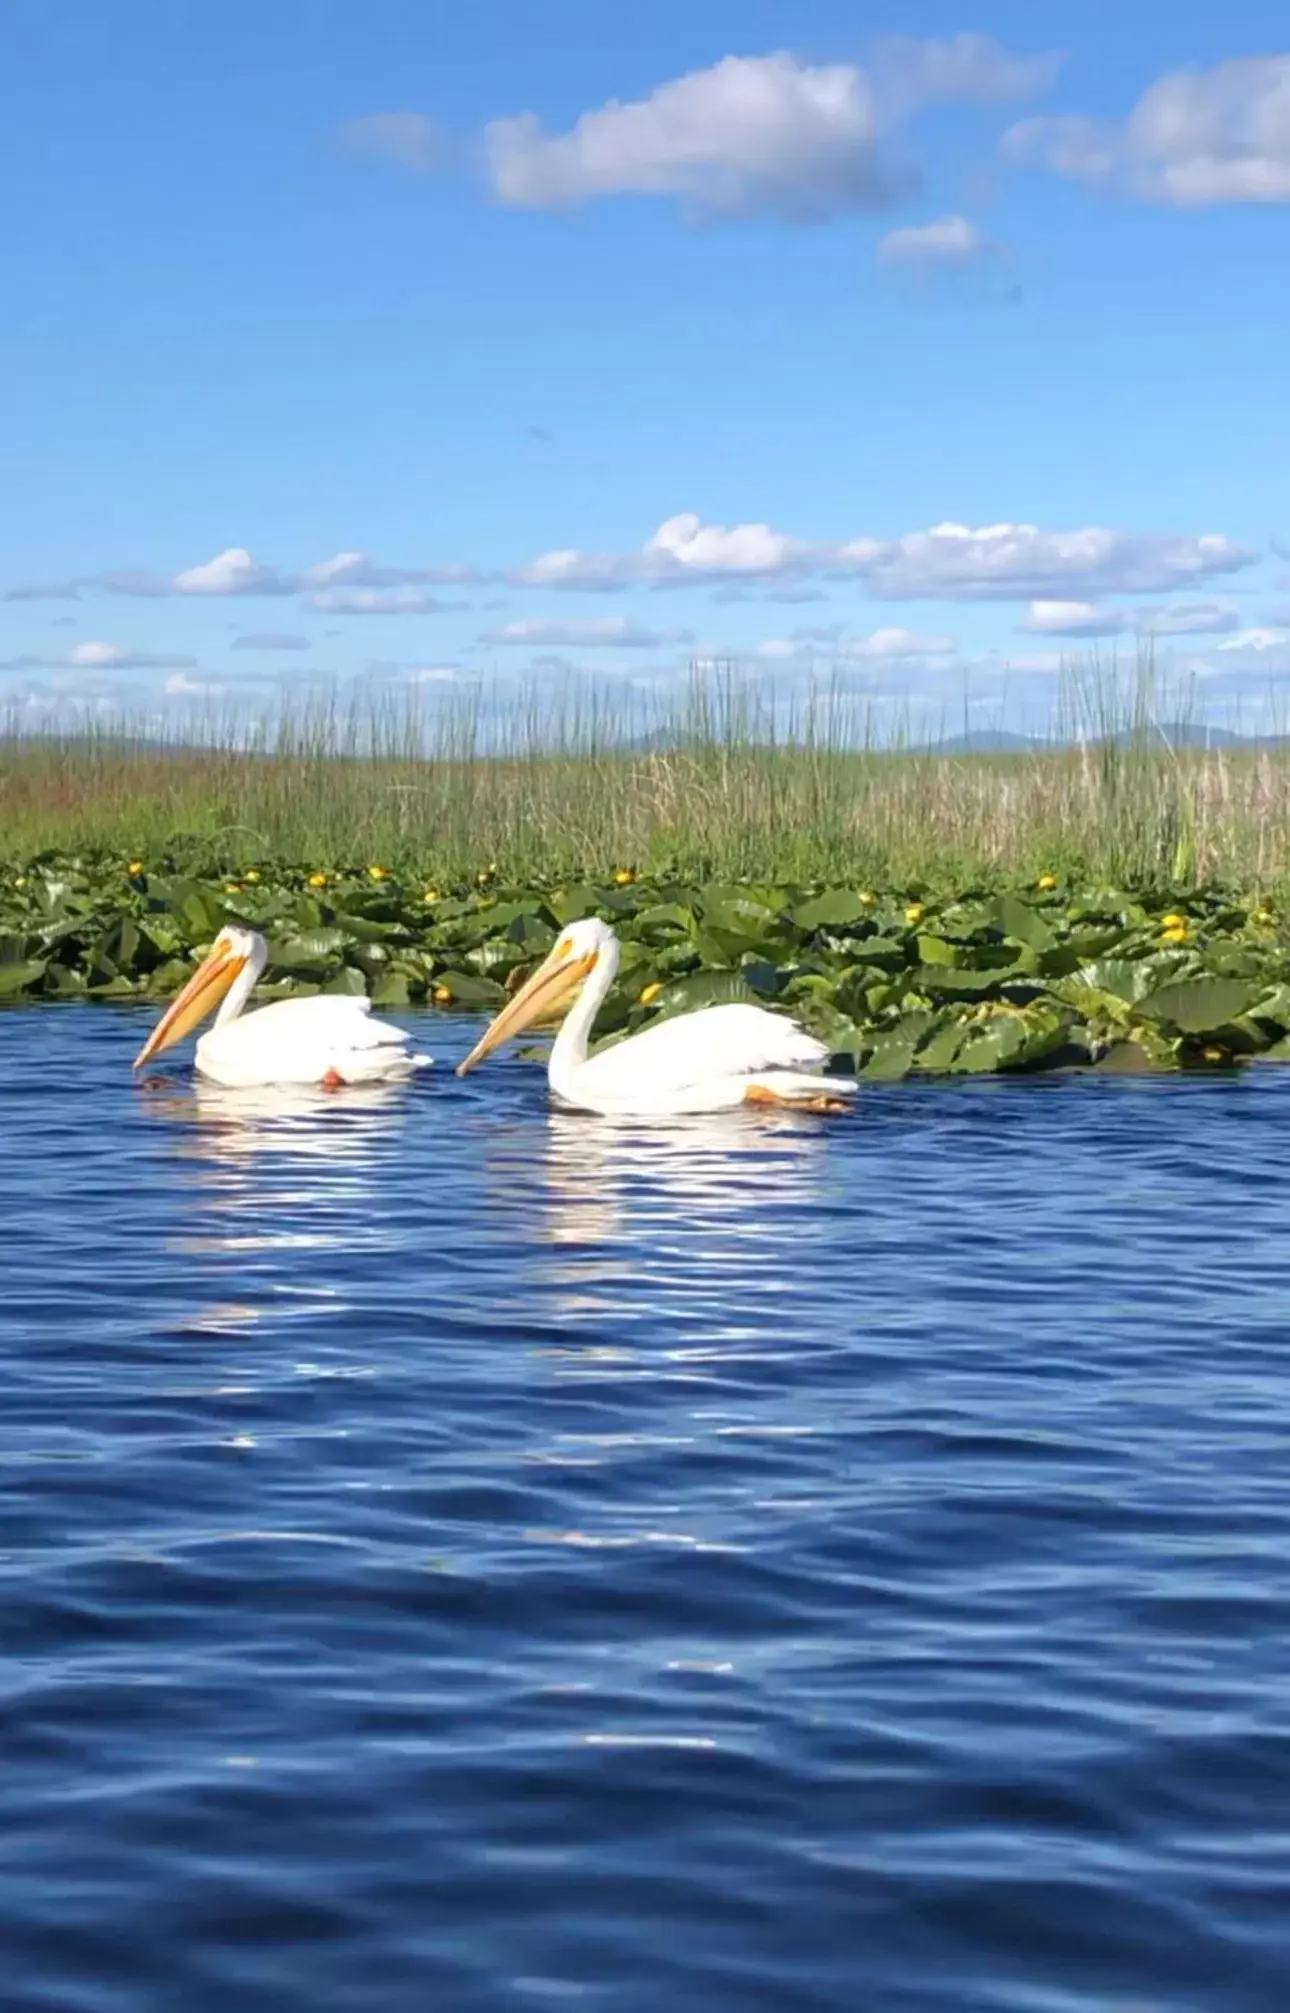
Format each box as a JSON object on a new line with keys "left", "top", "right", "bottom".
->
{"left": 136, "top": 1075, "right": 411, "bottom": 1253}
{"left": 538, "top": 1107, "right": 833, "bottom": 1247}
{"left": 528, "top": 1108, "right": 839, "bottom": 1347}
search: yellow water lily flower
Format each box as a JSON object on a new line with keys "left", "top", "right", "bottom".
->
{"left": 614, "top": 868, "right": 636, "bottom": 886}
{"left": 128, "top": 860, "right": 145, "bottom": 876}
{"left": 423, "top": 888, "right": 440, "bottom": 904}
{"left": 1252, "top": 907, "right": 1275, "bottom": 927}
{"left": 244, "top": 869, "right": 261, "bottom": 884}
{"left": 224, "top": 882, "right": 242, "bottom": 895}
{"left": 1160, "top": 924, "right": 1188, "bottom": 945}
{"left": 432, "top": 985, "right": 452, "bottom": 1004}
{"left": 1161, "top": 911, "right": 1187, "bottom": 930}
{"left": 858, "top": 890, "right": 876, "bottom": 907}
{"left": 368, "top": 864, "right": 389, "bottom": 882}
{"left": 307, "top": 872, "right": 328, "bottom": 889}
{"left": 638, "top": 981, "right": 663, "bottom": 1006}
{"left": 904, "top": 903, "right": 925, "bottom": 926}
{"left": 1202, "top": 1046, "right": 1226, "bottom": 1063}
{"left": 1037, "top": 874, "right": 1058, "bottom": 891}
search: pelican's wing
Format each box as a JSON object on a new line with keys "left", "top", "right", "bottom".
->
{"left": 579, "top": 1003, "right": 830, "bottom": 1099}
{"left": 197, "top": 994, "right": 430, "bottom": 1087}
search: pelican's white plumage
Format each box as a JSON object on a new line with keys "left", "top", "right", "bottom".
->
{"left": 132, "top": 926, "right": 430, "bottom": 1088}
{"left": 456, "top": 916, "right": 856, "bottom": 1116}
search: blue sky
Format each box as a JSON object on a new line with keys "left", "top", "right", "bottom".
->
{"left": 2, "top": 0, "right": 1288, "bottom": 731}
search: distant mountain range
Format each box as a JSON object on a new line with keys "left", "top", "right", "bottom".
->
{"left": 921, "top": 723, "right": 1289, "bottom": 755}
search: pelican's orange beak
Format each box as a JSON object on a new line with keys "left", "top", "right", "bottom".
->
{"left": 133, "top": 940, "right": 248, "bottom": 1068}
{"left": 456, "top": 937, "right": 597, "bottom": 1076}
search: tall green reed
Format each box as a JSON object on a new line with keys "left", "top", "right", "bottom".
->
{"left": 3, "top": 658, "right": 1289, "bottom": 887}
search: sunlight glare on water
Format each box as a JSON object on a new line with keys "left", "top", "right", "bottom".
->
{"left": 2, "top": 1003, "right": 1289, "bottom": 2012}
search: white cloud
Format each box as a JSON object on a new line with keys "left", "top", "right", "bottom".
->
{"left": 1182, "top": 628, "right": 1290, "bottom": 682}
{"left": 484, "top": 38, "right": 1059, "bottom": 221}
{"left": 307, "top": 587, "right": 466, "bottom": 615}
{"left": 516, "top": 514, "right": 1253, "bottom": 602}
{"left": 755, "top": 624, "right": 956, "bottom": 662}
{"left": 1214, "top": 626, "right": 1288, "bottom": 654}
{"left": 70, "top": 641, "right": 132, "bottom": 667}
{"left": 304, "top": 551, "right": 476, "bottom": 589}
{"left": 101, "top": 546, "right": 476, "bottom": 603}
{"left": 711, "top": 582, "right": 830, "bottom": 605}
{"left": 0, "top": 639, "right": 198, "bottom": 672}
{"left": 1136, "top": 600, "right": 1240, "bottom": 637}
{"left": 480, "top": 616, "right": 692, "bottom": 648}
{"left": 1021, "top": 600, "right": 1127, "bottom": 637}
{"left": 836, "top": 521, "right": 1253, "bottom": 600}
{"left": 341, "top": 111, "right": 439, "bottom": 171}
{"left": 850, "top": 625, "right": 957, "bottom": 658}
{"left": 164, "top": 672, "right": 225, "bottom": 697}
{"left": 877, "top": 214, "right": 996, "bottom": 268}
{"left": 172, "top": 547, "right": 294, "bottom": 596}
{"left": 486, "top": 52, "right": 896, "bottom": 220}
{"left": 1022, "top": 597, "right": 1243, "bottom": 637}
{"left": 873, "top": 32, "right": 1062, "bottom": 118}
{"left": 1006, "top": 55, "right": 1290, "bottom": 205}
{"left": 518, "top": 511, "right": 812, "bottom": 589}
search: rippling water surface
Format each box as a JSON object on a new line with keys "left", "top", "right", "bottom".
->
{"left": 4, "top": 1004, "right": 1290, "bottom": 2011}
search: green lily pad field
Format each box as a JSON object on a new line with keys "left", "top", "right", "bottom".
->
{"left": 4, "top": 852, "right": 1290, "bottom": 1078}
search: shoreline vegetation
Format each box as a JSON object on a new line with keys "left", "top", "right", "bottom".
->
{"left": 4, "top": 670, "right": 1290, "bottom": 1077}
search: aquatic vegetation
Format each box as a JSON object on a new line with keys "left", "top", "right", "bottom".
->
{"left": 3, "top": 854, "right": 1290, "bottom": 1078}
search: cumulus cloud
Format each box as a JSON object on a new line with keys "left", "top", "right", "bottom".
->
{"left": 0, "top": 640, "right": 199, "bottom": 671}
{"left": 756, "top": 624, "right": 956, "bottom": 662}
{"left": 1021, "top": 597, "right": 1243, "bottom": 637}
{"left": 173, "top": 548, "right": 294, "bottom": 596}
{"left": 516, "top": 514, "right": 1254, "bottom": 602}
{"left": 231, "top": 631, "right": 312, "bottom": 651}
{"left": 480, "top": 616, "right": 693, "bottom": 648}
{"left": 103, "top": 548, "right": 295, "bottom": 598}
{"left": 304, "top": 551, "right": 476, "bottom": 589}
{"left": 485, "top": 52, "right": 898, "bottom": 220}
{"left": 1006, "top": 54, "right": 1290, "bottom": 205}
{"left": 483, "top": 37, "right": 1060, "bottom": 222}
{"left": 517, "top": 512, "right": 812, "bottom": 589}
{"left": 835, "top": 521, "right": 1253, "bottom": 600}
{"left": 1020, "top": 600, "right": 1128, "bottom": 637}
{"left": 100, "top": 547, "right": 477, "bottom": 603}
{"left": 341, "top": 111, "right": 440, "bottom": 171}
{"left": 877, "top": 213, "right": 997, "bottom": 268}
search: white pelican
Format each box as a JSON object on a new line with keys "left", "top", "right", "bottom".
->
{"left": 132, "top": 926, "right": 431, "bottom": 1089}
{"left": 456, "top": 916, "right": 857, "bottom": 1116}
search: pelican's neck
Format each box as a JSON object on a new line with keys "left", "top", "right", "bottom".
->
{"left": 550, "top": 934, "right": 619, "bottom": 1084}
{"left": 215, "top": 937, "right": 267, "bottom": 1027}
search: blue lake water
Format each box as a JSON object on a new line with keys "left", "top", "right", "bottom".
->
{"left": 3, "top": 1002, "right": 1290, "bottom": 2011}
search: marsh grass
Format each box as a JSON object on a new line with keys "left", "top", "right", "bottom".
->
{"left": 3, "top": 660, "right": 1289, "bottom": 887}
